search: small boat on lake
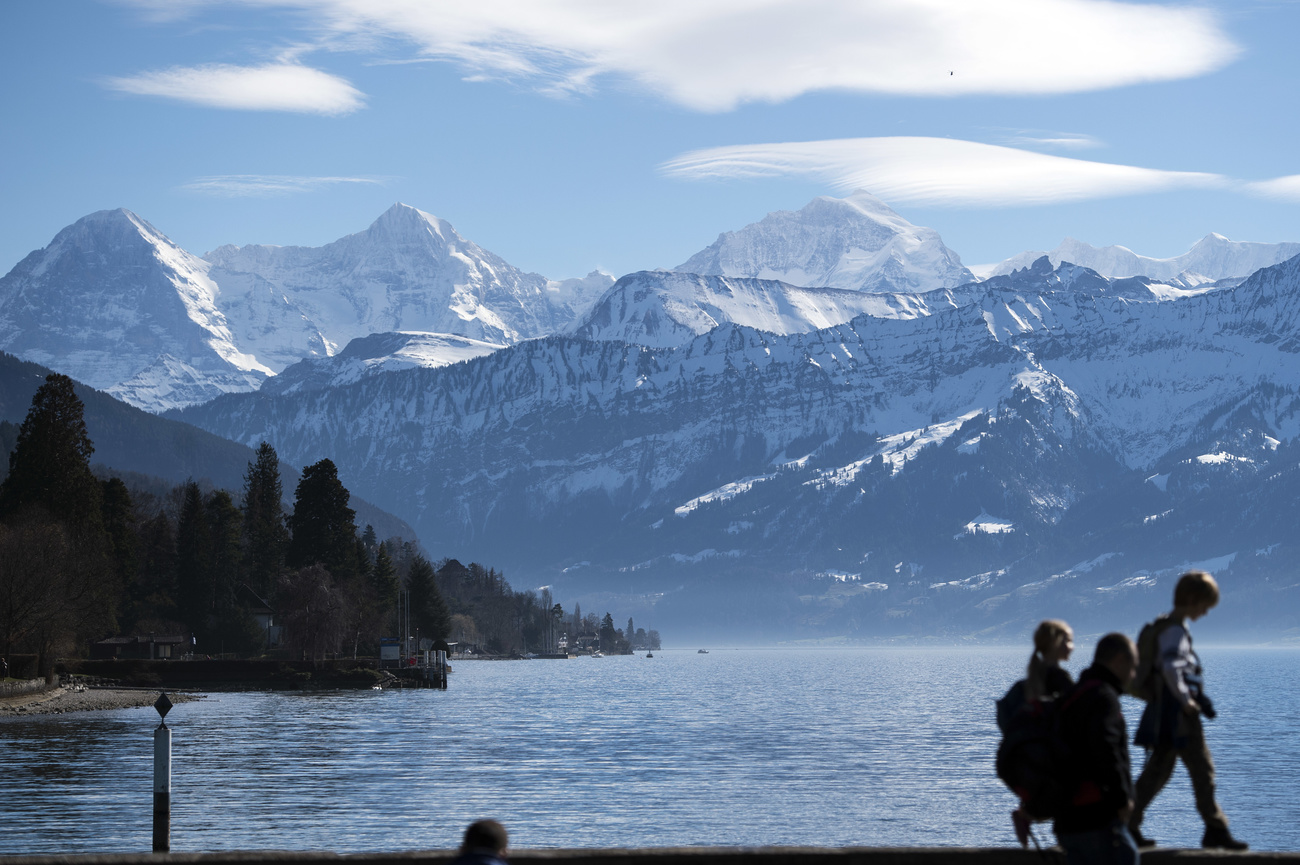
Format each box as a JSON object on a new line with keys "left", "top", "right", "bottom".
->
{"left": 698, "top": 649, "right": 709, "bottom": 654}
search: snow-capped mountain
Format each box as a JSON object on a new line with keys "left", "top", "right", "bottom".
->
{"left": 978, "top": 234, "right": 1300, "bottom": 283}
{"left": 204, "top": 203, "right": 612, "bottom": 359}
{"left": 262, "top": 331, "right": 504, "bottom": 396}
{"left": 0, "top": 205, "right": 613, "bottom": 412}
{"left": 674, "top": 190, "right": 975, "bottom": 293}
{"left": 571, "top": 271, "right": 932, "bottom": 347}
{"left": 171, "top": 254, "right": 1300, "bottom": 638}
{"left": 0, "top": 209, "right": 272, "bottom": 409}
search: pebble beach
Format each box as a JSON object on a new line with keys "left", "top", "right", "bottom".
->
{"left": 0, "top": 684, "right": 202, "bottom": 716}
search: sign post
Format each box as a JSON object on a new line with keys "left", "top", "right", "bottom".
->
{"left": 152, "top": 692, "right": 173, "bottom": 853}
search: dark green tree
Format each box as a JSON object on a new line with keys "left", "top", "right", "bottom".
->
{"left": 370, "top": 544, "right": 400, "bottom": 625}
{"left": 0, "top": 374, "right": 103, "bottom": 530}
{"left": 408, "top": 555, "right": 450, "bottom": 643}
{"left": 174, "top": 480, "right": 212, "bottom": 636}
{"left": 242, "top": 442, "right": 289, "bottom": 598}
{"left": 100, "top": 478, "right": 138, "bottom": 612}
{"left": 599, "top": 612, "right": 617, "bottom": 649}
{"left": 287, "top": 458, "right": 359, "bottom": 580}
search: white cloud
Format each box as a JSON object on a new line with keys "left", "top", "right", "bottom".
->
{"left": 1005, "top": 131, "right": 1105, "bottom": 151}
{"left": 660, "top": 137, "right": 1230, "bottom": 207}
{"left": 120, "top": 0, "right": 1238, "bottom": 111}
{"left": 1244, "top": 175, "right": 1300, "bottom": 202}
{"left": 106, "top": 63, "right": 365, "bottom": 115}
{"left": 180, "top": 174, "right": 384, "bottom": 196}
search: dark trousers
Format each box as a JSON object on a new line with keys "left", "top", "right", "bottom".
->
{"left": 1058, "top": 820, "right": 1139, "bottom": 865}
{"left": 1131, "top": 712, "right": 1228, "bottom": 832}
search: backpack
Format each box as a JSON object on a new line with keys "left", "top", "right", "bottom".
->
{"left": 1127, "top": 614, "right": 1176, "bottom": 702}
{"left": 995, "top": 679, "right": 1101, "bottom": 820}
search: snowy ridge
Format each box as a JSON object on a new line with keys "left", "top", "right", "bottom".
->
{"left": 572, "top": 270, "right": 931, "bottom": 347}
{"left": 979, "top": 233, "right": 1300, "bottom": 283}
{"left": 204, "top": 203, "right": 613, "bottom": 355}
{"left": 263, "top": 331, "right": 505, "bottom": 396}
{"left": 675, "top": 190, "right": 974, "bottom": 293}
{"left": 0, "top": 204, "right": 612, "bottom": 411}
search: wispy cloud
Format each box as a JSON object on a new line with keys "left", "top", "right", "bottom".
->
{"left": 106, "top": 63, "right": 365, "bottom": 115}
{"left": 120, "top": 0, "right": 1239, "bottom": 112}
{"left": 180, "top": 174, "right": 384, "bottom": 197}
{"left": 661, "top": 137, "right": 1230, "bottom": 207}
{"left": 1244, "top": 175, "right": 1300, "bottom": 202}
{"left": 1002, "top": 130, "right": 1105, "bottom": 151}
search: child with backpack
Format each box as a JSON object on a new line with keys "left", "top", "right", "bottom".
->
{"left": 1128, "top": 570, "right": 1247, "bottom": 851}
{"left": 998, "top": 619, "right": 1076, "bottom": 846}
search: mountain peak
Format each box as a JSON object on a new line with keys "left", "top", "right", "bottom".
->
{"left": 673, "top": 192, "right": 973, "bottom": 293}
{"left": 366, "top": 202, "right": 451, "bottom": 242}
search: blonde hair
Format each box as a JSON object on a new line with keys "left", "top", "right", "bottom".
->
{"left": 1174, "top": 570, "right": 1219, "bottom": 609}
{"left": 1025, "top": 619, "right": 1072, "bottom": 701}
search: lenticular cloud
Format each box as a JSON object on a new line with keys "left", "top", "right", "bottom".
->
{"left": 123, "top": 0, "right": 1238, "bottom": 112}
{"left": 106, "top": 63, "right": 365, "bottom": 115}
{"left": 662, "top": 137, "right": 1229, "bottom": 207}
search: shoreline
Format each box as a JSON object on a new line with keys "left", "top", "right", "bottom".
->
{"left": 0, "top": 684, "right": 203, "bottom": 717}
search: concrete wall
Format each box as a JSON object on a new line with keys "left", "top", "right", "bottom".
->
{"left": 0, "top": 676, "right": 57, "bottom": 699}
{"left": 0, "top": 847, "right": 1294, "bottom": 865}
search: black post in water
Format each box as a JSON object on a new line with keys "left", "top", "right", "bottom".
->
{"left": 152, "top": 692, "right": 173, "bottom": 853}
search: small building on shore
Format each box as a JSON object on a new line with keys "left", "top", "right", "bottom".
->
{"left": 91, "top": 634, "right": 188, "bottom": 660}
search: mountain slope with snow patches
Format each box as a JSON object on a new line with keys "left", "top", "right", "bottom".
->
{"left": 171, "top": 256, "right": 1300, "bottom": 632}
{"left": 571, "top": 270, "right": 933, "bottom": 347}
{"left": 0, "top": 209, "right": 273, "bottom": 408}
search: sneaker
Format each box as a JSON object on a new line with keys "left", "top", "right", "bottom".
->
{"left": 1131, "top": 829, "right": 1156, "bottom": 849}
{"left": 1202, "top": 828, "right": 1248, "bottom": 851}
{"left": 1012, "top": 809, "right": 1031, "bottom": 849}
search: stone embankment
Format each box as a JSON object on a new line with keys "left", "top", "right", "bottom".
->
{"left": 0, "top": 847, "right": 1293, "bottom": 865}
{"left": 0, "top": 682, "right": 201, "bottom": 716}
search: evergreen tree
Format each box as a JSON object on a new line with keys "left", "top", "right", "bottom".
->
{"left": 0, "top": 373, "right": 103, "bottom": 530}
{"left": 599, "top": 612, "right": 617, "bottom": 649}
{"left": 206, "top": 489, "right": 243, "bottom": 626}
{"left": 407, "top": 555, "right": 450, "bottom": 643}
{"left": 287, "top": 458, "right": 359, "bottom": 579}
{"left": 131, "top": 510, "right": 178, "bottom": 631}
{"left": 242, "top": 442, "right": 288, "bottom": 598}
{"left": 100, "top": 478, "right": 138, "bottom": 614}
{"left": 370, "top": 543, "right": 400, "bottom": 626}
{"left": 175, "top": 480, "right": 212, "bottom": 636}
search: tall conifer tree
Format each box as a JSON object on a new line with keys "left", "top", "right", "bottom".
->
{"left": 242, "top": 442, "right": 288, "bottom": 598}
{"left": 287, "top": 458, "right": 359, "bottom": 580}
{"left": 0, "top": 374, "right": 102, "bottom": 529}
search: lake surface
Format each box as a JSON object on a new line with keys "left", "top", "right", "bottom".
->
{"left": 2, "top": 648, "right": 1298, "bottom": 855}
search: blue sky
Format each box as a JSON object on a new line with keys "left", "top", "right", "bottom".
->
{"left": 3, "top": 0, "right": 1300, "bottom": 280}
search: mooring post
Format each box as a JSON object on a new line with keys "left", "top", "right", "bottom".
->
{"left": 152, "top": 692, "right": 173, "bottom": 853}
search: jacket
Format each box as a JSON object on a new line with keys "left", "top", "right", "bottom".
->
{"left": 1053, "top": 664, "right": 1134, "bottom": 834}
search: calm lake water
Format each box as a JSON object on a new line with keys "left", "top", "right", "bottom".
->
{"left": 2, "top": 648, "right": 1298, "bottom": 855}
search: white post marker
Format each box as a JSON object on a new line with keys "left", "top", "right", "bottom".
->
{"left": 153, "top": 692, "right": 173, "bottom": 853}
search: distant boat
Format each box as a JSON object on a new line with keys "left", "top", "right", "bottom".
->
{"left": 592, "top": 651, "right": 604, "bottom": 658}
{"left": 698, "top": 649, "right": 708, "bottom": 654}
{"left": 646, "top": 651, "right": 654, "bottom": 658}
